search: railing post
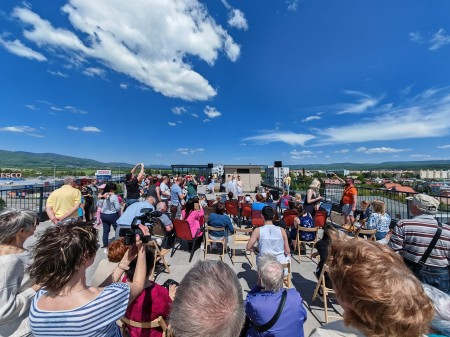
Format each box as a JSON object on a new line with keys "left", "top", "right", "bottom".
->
{"left": 38, "top": 187, "right": 44, "bottom": 221}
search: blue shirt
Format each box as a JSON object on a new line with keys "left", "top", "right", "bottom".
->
{"left": 170, "top": 184, "right": 183, "bottom": 205}
{"left": 245, "top": 285, "right": 307, "bottom": 337}
{"left": 116, "top": 201, "right": 155, "bottom": 226}
{"left": 208, "top": 213, "right": 235, "bottom": 237}
{"left": 252, "top": 202, "right": 265, "bottom": 211}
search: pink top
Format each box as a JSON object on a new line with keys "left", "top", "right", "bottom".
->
{"left": 181, "top": 208, "right": 204, "bottom": 238}
{"left": 125, "top": 283, "right": 172, "bottom": 337}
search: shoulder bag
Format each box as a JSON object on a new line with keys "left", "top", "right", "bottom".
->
{"left": 411, "top": 220, "right": 443, "bottom": 273}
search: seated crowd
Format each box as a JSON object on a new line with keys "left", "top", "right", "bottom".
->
{"left": 2, "top": 170, "right": 450, "bottom": 337}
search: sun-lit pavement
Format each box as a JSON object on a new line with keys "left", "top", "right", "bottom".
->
{"left": 24, "top": 187, "right": 343, "bottom": 335}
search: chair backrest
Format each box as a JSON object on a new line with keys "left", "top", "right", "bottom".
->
{"left": 151, "top": 218, "right": 168, "bottom": 237}
{"left": 314, "top": 210, "right": 327, "bottom": 228}
{"left": 283, "top": 214, "right": 297, "bottom": 228}
{"left": 283, "top": 209, "right": 298, "bottom": 217}
{"left": 251, "top": 210, "right": 265, "bottom": 227}
{"left": 172, "top": 219, "right": 193, "bottom": 240}
{"left": 356, "top": 228, "right": 377, "bottom": 241}
{"left": 225, "top": 200, "right": 239, "bottom": 216}
{"left": 206, "top": 225, "right": 226, "bottom": 233}
{"left": 241, "top": 205, "right": 252, "bottom": 218}
{"left": 121, "top": 316, "right": 171, "bottom": 336}
{"left": 234, "top": 227, "right": 253, "bottom": 235}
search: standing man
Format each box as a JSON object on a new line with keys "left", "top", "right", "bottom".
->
{"left": 46, "top": 176, "right": 81, "bottom": 224}
{"left": 88, "top": 178, "right": 99, "bottom": 221}
{"left": 125, "top": 163, "right": 145, "bottom": 206}
{"left": 336, "top": 175, "right": 357, "bottom": 227}
{"left": 170, "top": 176, "right": 185, "bottom": 219}
{"left": 186, "top": 174, "right": 198, "bottom": 201}
{"left": 389, "top": 194, "right": 450, "bottom": 294}
{"left": 160, "top": 175, "right": 171, "bottom": 205}
{"left": 284, "top": 174, "right": 292, "bottom": 195}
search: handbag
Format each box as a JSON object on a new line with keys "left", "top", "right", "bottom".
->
{"left": 239, "top": 289, "right": 287, "bottom": 336}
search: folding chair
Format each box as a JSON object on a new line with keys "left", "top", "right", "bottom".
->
{"left": 151, "top": 218, "right": 173, "bottom": 249}
{"left": 204, "top": 225, "right": 227, "bottom": 260}
{"left": 312, "top": 265, "right": 340, "bottom": 324}
{"left": 251, "top": 210, "right": 265, "bottom": 227}
{"left": 232, "top": 227, "right": 254, "bottom": 266}
{"left": 296, "top": 227, "right": 319, "bottom": 263}
{"left": 355, "top": 227, "right": 377, "bottom": 241}
{"left": 282, "top": 262, "right": 291, "bottom": 288}
{"left": 146, "top": 240, "right": 171, "bottom": 281}
{"left": 119, "top": 315, "right": 173, "bottom": 337}
{"left": 171, "top": 219, "right": 201, "bottom": 262}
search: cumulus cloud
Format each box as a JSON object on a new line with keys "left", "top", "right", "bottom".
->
{"left": 168, "top": 122, "right": 176, "bottom": 126}
{"left": 0, "top": 125, "right": 43, "bottom": 137}
{"left": 0, "top": 37, "right": 47, "bottom": 61}
{"left": 228, "top": 9, "right": 248, "bottom": 30}
{"left": 10, "top": 2, "right": 241, "bottom": 101}
{"left": 243, "top": 132, "right": 315, "bottom": 146}
{"left": 172, "top": 106, "right": 187, "bottom": 115}
{"left": 438, "top": 144, "right": 450, "bottom": 149}
{"left": 176, "top": 147, "right": 205, "bottom": 155}
{"left": 119, "top": 83, "right": 128, "bottom": 89}
{"left": 204, "top": 106, "right": 221, "bottom": 118}
{"left": 356, "top": 147, "right": 407, "bottom": 154}
{"left": 67, "top": 126, "right": 79, "bottom": 131}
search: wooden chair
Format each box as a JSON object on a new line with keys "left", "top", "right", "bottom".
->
{"left": 355, "top": 227, "right": 377, "bottom": 241}
{"left": 119, "top": 315, "right": 172, "bottom": 337}
{"left": 296, "top": 227, "right": 319, "bottom": 262}
{"left": 232, "top": 227, "right": 254, "bottom": 266}
{"left": 251, "top": 210, "right": 265, "bottom": 227}
{"left": 312, "top": 265, "right": 340, "bottom": 324}
{"left": 171, "top": 219, "right": 202, "bottom": 262}
{"left": 146, "top": 240, "right": 171, "bottom": 281}
{"left": 282, "top": 262, "right": 291, "bottom": 288}
{"left": 204, "top": 225, "right": 227, "bottom": 260}
{"left": 151, "top": 218, "right": 173, "bottom": 249}
{"left": 313, "top": 210, "right": 327, "bottom": 228}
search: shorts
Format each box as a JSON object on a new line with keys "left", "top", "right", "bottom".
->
{"left": 342, "top": 204, "right": 354, "bottom": 216}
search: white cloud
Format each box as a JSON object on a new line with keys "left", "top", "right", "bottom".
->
{"left": 338, "top": 90, "right": 380, "bottom": 114}
{"left": 302, "top": 115, "right": 321, "bottom": 122}
{"left": 438, "top": 145, "right": 450, "bottom": 149}
{"left": 25, "top": 104, "right": 37, "bottom": 110}
{"left": 47, "top": 69, "right": 68, "bottom": 77}
{"left": 290, "top": 150, "right": 313, "bottom": 155}
{"left": 176, "top": 147, "right": 205, "bottom": 155}
{"left": 50, "top": 106, "right": 62, "bottom": 111}
{"left": 171, "top": 106, "right": 187, "bottom": 115}
{"left": 0, "top": 125, "right": 43, "bottom": 137}
{"left": 430, "top": 28, "right": 450, "bottom": 51}
{"left": 203, "top": 118, "right": 210, "bottom": 123}
{"left": 64, "top": 106, "right": 88, "bottom": 114}
{"left": 228, "top": 9, "right": 248, "bottom": 30}
{"left": 81, "top": 126, "right": 101, "bottom": 132}
{"left": 286, "top": 0, "right": 299, "bottom": 11}
{"left": 243, "top": 132, "right": 315, "bottom": 146}
{"left": 83, "top": 67, "right": 106, "bottom": 77}
{"left": 334, "top": 149, "right": 349, "bottom": 153}
{"left": 0, "top": 37, "right": 47, "bottom": 61}
{"left": 410, "top": 154, "right": 431, "bottom": 159}
{"left": 67, "top": 126, "right": 79, "bottom": 131}
{"left": 409, "top": 32, "right": 423, "bottom": 44}
{"left": 119, "top": 83, "right": 128, "bottom": 89}
{"left": 11, "top": 2, "right": 241, "bottom": 101}
{"left": 168, "top": 122, "right": 176, "bottom": 126}
{"left": 356, "top": 147, "right": 407, "bottom": 154}
{"left": 191, "top": 113, "right": 199, "bottom": 118}
{"left": 204, "top": 106, "right": 221, "bottom": 118}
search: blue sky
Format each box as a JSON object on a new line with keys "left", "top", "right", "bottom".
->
{"left": 2, "top": 0, "right": 450, "bottom": 167}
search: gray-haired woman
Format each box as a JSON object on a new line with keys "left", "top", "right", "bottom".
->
{"left": 0, "top": 208, "right": 40, "bottom": 337}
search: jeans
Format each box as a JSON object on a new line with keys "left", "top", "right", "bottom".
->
{"left": 126, "top": 198, "right": 139, "bottom": 206}
{"left": 100, "top": 212, "right": 120, "bottom": 247}
{"left": 375, "top": 231, "right": 387, "bottom": 241}
{"left": 404, "top": 258, "right": 450, "bottom": 295}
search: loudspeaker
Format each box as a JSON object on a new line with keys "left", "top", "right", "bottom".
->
{"left": 274, "top": 161, "right": 282, "bottom": 168}
{"left": 207, "top": 163, "right": 213, "bottom": 169}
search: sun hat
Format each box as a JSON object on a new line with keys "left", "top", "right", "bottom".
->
{"left": 406, "top": 194, "right": 439, "bottom": 214}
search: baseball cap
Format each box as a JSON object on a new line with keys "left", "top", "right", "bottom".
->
{"left": 245, "top": 196, "right": 252, "bottom": 202}
{"left": 406, "top": 194, "right": 439, "bottom": 214}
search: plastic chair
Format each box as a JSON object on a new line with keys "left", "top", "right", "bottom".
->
{"left": 313, "top": 210, "right": 327, "bottom": 228}
{"left": 240, "top": 204, "right": 252, "bottom": 226}
{"left": 251, "top": 210, "right": 265, "bottom": 227}
{"left": 225, "top": 200, "right": 239, "bottom": 224}
{"left": 283, "top": 213, "right": 297, "bottom": 228}
{"left": 296, "top": 227, "right": 319, "bottom": 263}
{"left": 204, "top": 225, "right": 227, "bottom": 260}
{"left": 171, "top": 219, "right": 201, "bottom": 262}
{"left": 232, "top": 227, "right": 254, "bottom": 266}
{"left": 312, "top": 265, "right": 340, "bottom": 324}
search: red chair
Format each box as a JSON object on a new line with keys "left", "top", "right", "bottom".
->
{"left": 283, "top": 214, "right": 297, "bottom": 228}
{"left": 251, "top": 210, "right": 265, "bottom": 227}
{"left": 171, "top": 219, "right": 202, "bottom": 262}
{"left": 314, "top": 210, "right": 327, "bottom": 228}
{"left": 225, "top": 200, "right": 239, "bottom": 217}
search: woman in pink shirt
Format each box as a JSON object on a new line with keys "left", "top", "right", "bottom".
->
{"left": 181, "top": 197, "right": 204, "bottom": 238}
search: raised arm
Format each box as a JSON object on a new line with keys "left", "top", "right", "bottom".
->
{"left": 137, "top": 163, "right": 145, "bottom": 182}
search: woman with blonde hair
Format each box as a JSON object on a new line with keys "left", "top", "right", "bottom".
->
{"left": 365, "top": 199, "right": 391, "bottom": 241}
{"left": 304, "top": 178, "right": 323, "bottom": 213}
{"left": 310, "top": 232, "right": 433, "bottom": 337}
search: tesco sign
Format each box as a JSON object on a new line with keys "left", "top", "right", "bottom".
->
{"left": 95, "top": 170, "right": 112, "bottom": 175}
{"left": 0, "top": 173, "right": 22, "bottom": 178}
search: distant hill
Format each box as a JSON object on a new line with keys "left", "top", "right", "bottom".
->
{"left": 0, "top": 150, "right": 168, "bottom": 169}
{"left": 289, "top": 160, "right": 450, "bottom": 171}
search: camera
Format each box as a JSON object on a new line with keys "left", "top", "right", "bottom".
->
{"left": 119, "top": 208, "right": 162, "bottom": 245}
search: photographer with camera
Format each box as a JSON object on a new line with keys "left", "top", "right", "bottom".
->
{"left": 115, "top": 195, "right": 155, "bottom": 240}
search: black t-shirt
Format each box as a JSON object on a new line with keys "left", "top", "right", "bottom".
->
{"left": 126, "top": 177, "right": 140, "bottom": 199}
{"left": 146, "top": 184, "right": 158, "bottom": 200}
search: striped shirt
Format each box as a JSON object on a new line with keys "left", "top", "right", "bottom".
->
{"left": 29, "top": 283, "right": 130, "bottom": 337}
{"left": 389, "top": 214, "right": 450, "bottom": 268}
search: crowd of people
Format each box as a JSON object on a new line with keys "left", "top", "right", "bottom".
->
{"left": 2, "top": 169, "right": 450, "bottom": 337}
